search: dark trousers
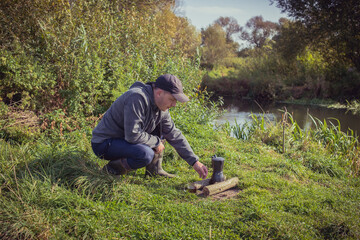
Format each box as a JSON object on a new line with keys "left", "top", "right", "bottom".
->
{"left": 92, "top": 139, "right": 154, "bottom": 169}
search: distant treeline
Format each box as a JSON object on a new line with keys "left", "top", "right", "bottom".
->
{"left": 200, "top": 0, "right": 360, "bottom": 102}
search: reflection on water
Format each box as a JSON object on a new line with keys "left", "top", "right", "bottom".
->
{"left": 214, "top": 98, "right": 360, "bottom": 136}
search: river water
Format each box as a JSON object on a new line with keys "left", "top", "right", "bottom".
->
{"left": 214, "top": 97, "right": 360, "bottom": 136}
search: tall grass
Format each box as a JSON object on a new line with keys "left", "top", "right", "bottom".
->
{"left": 226, "top": 112, "right": 360, "bottom": 176}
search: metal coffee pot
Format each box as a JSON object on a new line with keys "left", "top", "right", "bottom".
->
{"left": 210, "top": 155, "right": 225, "bottom": 184}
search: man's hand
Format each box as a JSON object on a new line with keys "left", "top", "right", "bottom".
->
{"left": 154, "top": 142, "right": 165, "bottom": 154}
{"left": 193, "top": 161, "right": 208, "bottom": 179}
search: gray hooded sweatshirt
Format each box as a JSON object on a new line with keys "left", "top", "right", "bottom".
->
{"left": 91, "top": 81, "right": 198, "bottom": 166}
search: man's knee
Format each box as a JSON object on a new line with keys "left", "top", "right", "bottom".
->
{"left": 132, "top": 144, "right": 154, "bottom": 166}
{"left": 128, "top": 148, "right": 153, "bottom": 169}
{"left": 140, "top": 148, "right": 155, "bottom": 166}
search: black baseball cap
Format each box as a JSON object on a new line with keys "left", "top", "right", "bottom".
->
{"left": 155, "top": 74, "right": 189, "bottom": 102}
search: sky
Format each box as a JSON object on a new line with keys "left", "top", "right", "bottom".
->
{"left": 178, "top": 0, "right": 287, "bottom": 31}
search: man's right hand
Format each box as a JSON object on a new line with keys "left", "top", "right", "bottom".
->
{"left": 154, "top": 142, "right": 165, "bottom": 153}
{"left": 193, "top": 161, "right": 208, "bottom": 179}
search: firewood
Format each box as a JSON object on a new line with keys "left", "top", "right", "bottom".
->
{"left": 188, "top": 178, "right": 211, "bottom": 192}
{"left": 203, "top": 177, "right": 239, "bottom": 196}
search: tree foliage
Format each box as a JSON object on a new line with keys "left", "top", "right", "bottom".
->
{"left": 214, "top": 16, "right": 241, "bottom": 43}
{"left": 157, "top": 7, "right": 201, "bottom": 57}
{"left": 201, "top": 24, "right": 236, "bottom": 68}
{"left": 200, "top": 16, "right": 242, "bottom": 68}
{"left": 239, "top": 16, "right": 279, "bottom": 49}
{"left": 202, "top": 6, "right": 360, "bottom": 101}
{"left": 273, "top": 18, "right": 309, "bottom": 61}
{"left": 270, "top": 0, "right": 360, "bottom": 70}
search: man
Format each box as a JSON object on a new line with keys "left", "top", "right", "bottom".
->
{"left": 91, "top": 74, "right": 208, "bottom": 179}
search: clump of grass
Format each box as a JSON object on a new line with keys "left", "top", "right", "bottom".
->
{"left": 345, "top": 100, "right": 360, "bottom": 115}
{"left": 329, "top": 100, "right": 360, "bottom": 116}
{"left": 226, "top": 111, "right": 359, "bottom": 176}
{"left": 0, "top": 103, "right": 41, "bottom": 144}
{"left": 282, "top": 98, "right": 337, "bottom": 106}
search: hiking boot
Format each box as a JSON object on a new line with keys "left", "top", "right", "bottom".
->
{"left": 103, "top": 158, "right": 132, "bottom": 175}
{"left": 145, "top": 152, "right": 176, "bottom": 178}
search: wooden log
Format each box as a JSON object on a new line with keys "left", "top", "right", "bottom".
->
{"left": 188, "top": 178, "right": 211, "bottom": 192}
{"left": 203, "top": 177, "right": 239, "bottom": 197}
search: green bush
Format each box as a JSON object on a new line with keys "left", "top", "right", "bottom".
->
{"left": 0, "top": 0, "right": 201, "bottom": 116}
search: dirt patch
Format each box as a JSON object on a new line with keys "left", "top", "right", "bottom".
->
{"left": 211, "top": 187, "right": 240, "bottom": 200}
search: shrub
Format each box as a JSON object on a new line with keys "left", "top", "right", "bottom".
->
{"left": 0, "top": 0, "right": 201, "bottom": 116}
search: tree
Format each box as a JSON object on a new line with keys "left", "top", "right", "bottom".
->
{"left": 239, "top": 16, "right": 279, "bottom": 49}
{"left": 273, "top": 18, "right": 309, "bottom": 61}
{"left": 155, "top": 6, "right": 201, "bottom": 57}
{"left": 214, "top": 16, "right": 241, "bottom": 43}
{"left": 201, "top": 24, "right": 235, "bottom": 67}
{"left": 270, "top": 0, "right": 360, "bottom": 70}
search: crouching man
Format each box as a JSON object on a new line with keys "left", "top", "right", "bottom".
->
{"left": 91, "top": 74, "right": 208, "bottom": 179}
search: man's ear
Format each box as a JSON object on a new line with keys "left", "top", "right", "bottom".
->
{"left": 155, "top": 88, "right": 163, "bottom": 97}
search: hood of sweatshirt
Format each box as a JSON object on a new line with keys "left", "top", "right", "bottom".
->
{"left": 129, "top": 81, "right": 159, "bottom": 112}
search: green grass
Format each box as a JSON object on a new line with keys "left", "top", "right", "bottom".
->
{"left": 329, "top": 100, "right": 360, "bottom": 116}
{"left": 279, "top": 98, "right": 337, "bottom": 107}
{"left": 1, "top": 119, "right": 360, "bottom": 239}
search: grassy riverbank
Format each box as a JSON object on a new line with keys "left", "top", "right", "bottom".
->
{"left": 1, "top": 110, "right": 360, "bottom": 239}
{"left": 1, "top": 1, "right": 360, "bottom": 239}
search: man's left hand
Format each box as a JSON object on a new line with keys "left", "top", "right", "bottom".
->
{"left": 154, "top": 142, "right": 165, "bottom": 154}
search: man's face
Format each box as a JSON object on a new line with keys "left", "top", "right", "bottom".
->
{"left": 156, "top": 90, "right": 177, "bottom": 111}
